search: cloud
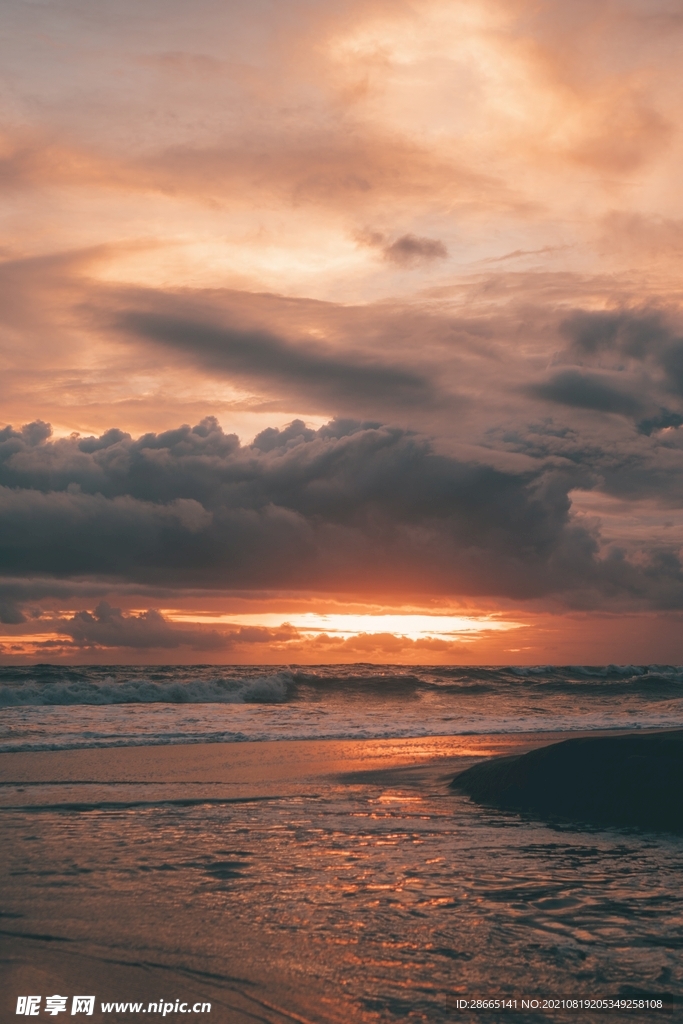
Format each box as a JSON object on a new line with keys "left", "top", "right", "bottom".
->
{"left": 0, "top": 600, "right": 25, "bottom": 625}
{"left": 636, "top": 410, "right": 683, "bottom": 436}
{"left": 383, "top": 234, "right": 448, "bottom": 265}
{"left": 61, "top": 601, "right": 225, "bottom": 650}
{"left": 558, "top": 309, "right": 672, "bottom": 361}
{"left": 0, "top": 415, "right": 570, "bottom": 597}
{"left": 112, "top": 309, "right": 438, "bottom": 411}
{"left": 0, "top": 123, "right": 507, "bottom": 218}
{"left": 2, "top": 0, "right": 683, "bottom": 661}
{"left": 661, "top": 342, "right": 683, "bottom": 395}
{"left": 527, "top": 369, "right": 644, "bottom": 417}
{"left": 358, "top": 230, "right": 448, "bottom": 266}
{"left": 557, "top": 308, "right": 683, "bottom": 402}
{"left": 138, "top": 134, "right": 505, "bottom": 213}
{"left": 0, "top": 413, "right": 682, "bottom": 609}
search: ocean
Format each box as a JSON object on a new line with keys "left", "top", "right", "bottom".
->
{"left": 2, "top": 663, "right": 683, "bottom": 752}
{"left": 1, "top": 665, "right": 682, "bottom": 1023}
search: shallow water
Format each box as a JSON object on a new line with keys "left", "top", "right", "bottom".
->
{"left": 2, "top": 666, "right": 682, "bottom": 1020}
{"left": 1, "top": 743, "right": 681, "bottom": 1023}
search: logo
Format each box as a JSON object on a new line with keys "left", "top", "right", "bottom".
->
{"left": 16, "top": 996, "right": 95, "bottom": 1016}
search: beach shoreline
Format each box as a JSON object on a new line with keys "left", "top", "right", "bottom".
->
{"left": 2, "top": 726, "right": 678, "bottom": 791}
{"left": 0, "top": 728, "right": 668, "bottom": 804}
{"left": 3, "top": 728, "right": 682, "bottom": 1022}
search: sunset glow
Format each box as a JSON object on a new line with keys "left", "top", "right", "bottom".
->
{"left": 4, "top": 9, "right": 683, "bottom": 1024}
{"left": 164, "top": 612, "right": 525, "bottom": 640}
{"left": 1, "top": 0, "right": 683, "bottom": 664}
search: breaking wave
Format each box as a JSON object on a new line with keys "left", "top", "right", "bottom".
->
{"left": 1, "top": 662, "right": 683, "bottom": 752}
{"left": 0, "top": 666, "right": 294, "bottom": 707}
{"left": 0, "top": 663, "right": 682, "bottom": 708}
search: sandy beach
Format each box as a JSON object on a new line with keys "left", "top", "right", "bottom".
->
{"left": 3, "top": 730, "right": 682, "bottom": 1022}
{"left": 0, "top": 732, "right": 554, "bottom": 800}
{"left": 3, "top": 734, "right": 535, "bottom": 1024}
{"left": 0, "top": 733, "right": 589, "bottom": 1019}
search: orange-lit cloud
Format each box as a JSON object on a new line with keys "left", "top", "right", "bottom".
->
{"left": 2, "top": 0, "right": 683, "bottom": 662}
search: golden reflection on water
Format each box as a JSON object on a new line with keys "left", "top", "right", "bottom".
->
{"left": 2, "top": 743, "right": 682, "bottom": 1022}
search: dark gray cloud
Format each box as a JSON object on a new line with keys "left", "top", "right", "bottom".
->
{"left": 636, "top": 409, "right": 683, "bottom": 436}
{"left": 1, "top": 414, "right": 682, "bottom": 609}
{"left": 55, "top": 602, "right": 299, "bottom": 651}
{"left": 558, "top": 308, "right": 683, "bottom": 401}
{"left": 527, "top": 369, "right": 644, "bottom": 417}
{"left": 661, "top": 342, "right": 683, "bottom": 394}
{"left": 518, "top": 308, "right": 683, "bottom": 441}
{"left": 383, "top": 234, "right": 448, "bottom": 266}
{"left": 559, "top": 309, "right": 671, "bottom": 360}
{"left": 61, "top": 601, "right": 225, "bottom": 650}
{"left": 0, "top": 415, "right": 579, "bottom": 597}
{"left": 357, "top": 230, "right": 448, "bottom": 267}
{"left": 489, "top": 408, "right": 683, "bottom": 510}
{"left": 114, "top": 310, "right": 437, "bottom": 410}
{"left": 0, "top": 600, "right": 25, "bottom": 625}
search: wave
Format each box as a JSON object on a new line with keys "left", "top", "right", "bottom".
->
{"left": 0, "top": 667, "right": 294, "bottom": 707}
{"left": 0, "top": 664, "right": 682, "bottom": 707}
{"left": 3, "top": 711, "right": 683, "bottom": 753}
{"left": 292, "top": 665, "right": 683, "bottom": 698}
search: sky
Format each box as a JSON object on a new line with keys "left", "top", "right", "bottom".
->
{"left": 2, "top": 0, "right": 683, "bottom": 664}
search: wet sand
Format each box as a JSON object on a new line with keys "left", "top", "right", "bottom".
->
{"left": 0, "top": 733, "right": 557, "bottom": 1023}
{"left": 0, "top": 732, "right": 562, "bottom": 811}
{"left": 2, "top": 730, "right": 679, "bottom": 1023}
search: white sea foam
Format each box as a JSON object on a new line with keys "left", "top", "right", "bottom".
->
{"left": 2, "top": 701, "right": 683, "bottom": 752}
{"left": 0, "top": 669, "right": 293, "bottom": 707}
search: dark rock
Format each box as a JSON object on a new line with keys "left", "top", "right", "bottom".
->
{"left": 450, "top": 730, "right": 683, "bottom": 833}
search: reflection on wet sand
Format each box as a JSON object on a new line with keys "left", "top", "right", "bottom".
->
{"left": 2, "top": 735, "right": 681, "bottom": 1022}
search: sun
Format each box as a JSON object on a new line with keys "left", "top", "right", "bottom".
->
{"left": 164, "top": 610, "right": 524, "bottom": 642}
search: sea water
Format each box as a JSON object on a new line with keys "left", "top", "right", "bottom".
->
{"left": 1, "top": 665, "right": 682, "bottom": 1022}
{"left": 1, "top": 663, "right": 683, "bottom": 751}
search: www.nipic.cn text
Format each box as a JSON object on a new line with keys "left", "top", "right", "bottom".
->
{"left": 16, "top": 996, "right": 211, "bottom": 1016}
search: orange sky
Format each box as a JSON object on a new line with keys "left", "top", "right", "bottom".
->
{"left": 2, "top": 0, "right": 683, "bottom": 663}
